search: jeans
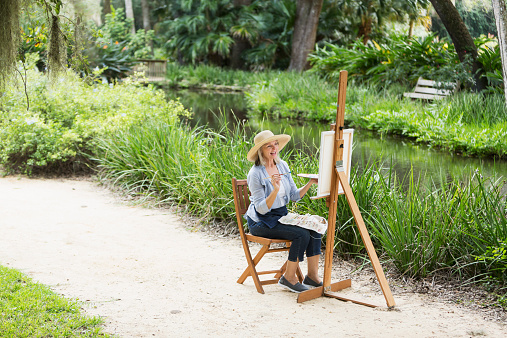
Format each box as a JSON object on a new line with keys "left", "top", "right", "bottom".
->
{"left": 247, "top": 216, "right": 322, "bottom": 262}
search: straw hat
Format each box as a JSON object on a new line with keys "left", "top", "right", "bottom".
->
{"left": 247, "top": 130, "right": 291, "bottom": 162}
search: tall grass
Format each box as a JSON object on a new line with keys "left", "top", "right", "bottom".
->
{"left": 245, "top": 72, "right": 507, "bottom": 159}
{"left": 94, "top": 115, "right": 507, "bottom": 285}
{"left": 165, "top": 63, "right": 278, "bottom": 89}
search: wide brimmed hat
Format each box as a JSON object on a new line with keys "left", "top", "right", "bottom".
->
{"left": 247, "top": 130, "right": 291, "bottom": 162}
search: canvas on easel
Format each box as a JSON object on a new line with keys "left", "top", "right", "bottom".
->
{"left": 315, "top": 129, "right": 354, "bottom": 198}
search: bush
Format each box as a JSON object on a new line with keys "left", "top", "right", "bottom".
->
{"left": 309, "top": 33, "right": 501, "bottom": 91}
{"left": 86, "top": 7, "right": 156, "bottom": 80}
{"left": 0, "top": 58, "right": 189, "bottom": 174}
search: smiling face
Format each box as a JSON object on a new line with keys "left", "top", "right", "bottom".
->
{"left": 260, "top": 140, "right": 279, "bottom": 165}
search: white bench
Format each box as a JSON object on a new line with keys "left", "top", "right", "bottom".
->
{"left": 403, "top": 77, "right": 458, "bottom": 100}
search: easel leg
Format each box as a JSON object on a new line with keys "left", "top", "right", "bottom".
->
{"left": 337, "top": 171, "right": 396, "bottom": 308}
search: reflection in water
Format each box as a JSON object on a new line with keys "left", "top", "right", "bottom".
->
{"left": 167, "top": 90, "right": 507, "bottom": 186}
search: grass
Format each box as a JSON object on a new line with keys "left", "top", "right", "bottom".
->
{"left": 164, "top": 63, "right": 279, "bottom": 89}
{"left": 94, "top": 114, "right": 507, "bottom": 289}
{"left": 244, "top": 71, "right": 507, "bottom": 159}
{"left": 0, "top": 265, "right": 110, "bottom": 337}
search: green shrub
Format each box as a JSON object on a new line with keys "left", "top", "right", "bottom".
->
{"left": 0, "top": 60, "right": 189, "bottom": 174}
{"left": 309, "top": 33, "right": 501, "bottom": 91}
{"left": 86, "top": 7, "right": 156, "bottom": 80}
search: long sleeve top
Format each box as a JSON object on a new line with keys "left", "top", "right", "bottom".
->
{"left": 245, "top": 160, "right": 302, "bottom": 224}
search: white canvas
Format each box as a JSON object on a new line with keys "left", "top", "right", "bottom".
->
{"left": 315, "top": 129, "right": 354, "bottom": 198}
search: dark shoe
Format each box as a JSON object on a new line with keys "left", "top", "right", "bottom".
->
{"left": 278, "top": 276, "right": 309, "bottom": 293}
{"left": 303, "top": 275, "right": 323, "bottom": 288}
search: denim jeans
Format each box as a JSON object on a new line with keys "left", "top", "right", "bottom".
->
{"left": 247, "top": 216, "right": 322, "bottom": 262}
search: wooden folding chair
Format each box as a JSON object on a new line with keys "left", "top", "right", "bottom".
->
{"left": 232, "top": 177, "right": 303, "bottom": 294}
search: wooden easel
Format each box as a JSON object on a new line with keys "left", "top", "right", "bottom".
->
{"left": 297, "top": 70, "right": 396, "bottom": 308}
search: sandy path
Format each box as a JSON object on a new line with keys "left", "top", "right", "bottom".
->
{"left": 0, "top": 177, "right": 505, "bottom": 337}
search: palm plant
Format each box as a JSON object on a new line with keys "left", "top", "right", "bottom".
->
{"left": 165, "top": 0, "right": 236, "bottom": 65}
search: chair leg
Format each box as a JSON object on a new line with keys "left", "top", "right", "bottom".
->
{"left": 237, "top": 244, "right": 270, "bottom": 294}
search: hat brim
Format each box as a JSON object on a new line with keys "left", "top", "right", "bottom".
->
{"left": 247, "top": 134, "right": 291, "bottom": 162}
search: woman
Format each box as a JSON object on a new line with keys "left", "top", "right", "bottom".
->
{"left": 245, "top": 130, "right": 322, "bottom": 293}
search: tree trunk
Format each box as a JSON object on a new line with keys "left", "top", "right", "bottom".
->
{"left": 125, "top": 0, "right": 136, "bottom": 34}
{"left": 103, "top": 0, "right": 111, "bottom": 16}
{"left": 429, "top": 0, "right": 487, "bottom": 91}
{"left": 230, "top": 0, "right": 252, "bottom": 69}
{"left": 358, "top": 16, "right": 373, "bottom": 44}
{"left": 141, "top": 0, "right": 151, "bottom": 31}
{"left": 288, "top": 0, "right": 324, "bottom": 71}
{"left": 492, "top": 0, "right": 507, "bottom": 102}
{"left": 408, "top": 19, "right": 414, "bottom": 38}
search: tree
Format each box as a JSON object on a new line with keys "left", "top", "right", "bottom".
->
{"left": 103, "top": 0, "right": 111, "bottom": 16}
{"left": 492, "top": 0, "right": 507, "bottom": 102}
{"left": 429, "top": 0, "right": 487, "bottom": 91}
{"left": 141, "top": 0, "right": 151, "bottom": 31}
{"left": 288, "top": 0, "right": 324, "bottom": 71}
{"left": 0, "top": 0, "right": 20, "bottom": 89}
{"left": 124, "top": 0, "right": 135, "bottom": 34}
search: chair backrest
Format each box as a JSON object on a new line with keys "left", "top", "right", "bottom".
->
{"left": 232, "top": 177, "right": 250, "bottom": 238}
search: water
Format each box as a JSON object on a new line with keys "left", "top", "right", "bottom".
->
{"left": 167, "top": 90, "right": 507, "bottom": 185}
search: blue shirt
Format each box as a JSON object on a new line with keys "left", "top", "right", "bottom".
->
{"left": 246, "top": 160, "right": 302, "bottom": 223}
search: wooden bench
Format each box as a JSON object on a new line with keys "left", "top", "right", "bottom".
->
{"left": 133, "top": 59, "right": 167, "bottom": 82}
{"left": 403, "top": 77, "right": 458, "bottom": 100}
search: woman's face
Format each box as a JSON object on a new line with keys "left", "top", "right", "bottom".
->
{"left": 261, "top": 140, "right": 279, "bottom": 163}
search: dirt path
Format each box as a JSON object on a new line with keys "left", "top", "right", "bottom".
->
{"left": 0, "top": 177, "right": 505, "bottom": 337}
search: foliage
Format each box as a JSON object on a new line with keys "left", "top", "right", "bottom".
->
{"left": 245, "top": 72, "right": 337, "bottom": 121}
{"left": 476, "top": 241, "right": 507, "bottom": 284}
{"left": 19, "top": 8, "right": 48, "bottom": 72}
{"left": 86, "top": 7, "right": 157, "bottom": 80}
{"left": 310, "top": 33, "right": 504, "bottom": 92}
{"left": 160, "top": 0, "right": 428, "bottom": 70}
{"left": 431, "top": 0, "right": 497, "bottom": 39}
{"left": 1, "top": 0, "right": 92, "bottom": 88}
{"left": 0, "top": 59, "right": 189, "bottom": 174}
{"left": 309, "top": 33, "right": 466, "bottom": 87}
{"left": 0, "top": 265, "right": 110, "bottom": 337}
{"left": 94, "top": 111, "right": 507, "bottom": 284}
{"left": 161, "top": 0, "right": 296, "bottom": 69}
{"left": 163, "top": 0, "right": 238, "bottom": 65}
{"left": 246, "top": 71, "right": 507, "bottom": 159}
{"left": 347, "top": 92, "right": 507, "bottom": 159}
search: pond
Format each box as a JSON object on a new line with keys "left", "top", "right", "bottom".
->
{"left": 166, "top": 90, "right": 507, "bottom": 185}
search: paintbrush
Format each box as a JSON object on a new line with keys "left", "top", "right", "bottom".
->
{"left": 264, "top": 172, "right": 291, "bottom": 179}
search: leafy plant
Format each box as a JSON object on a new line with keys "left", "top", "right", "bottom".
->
{"left": 86, "top": 7, "right": 156, "bottom": 80}
{"left": 0, "top": 60, "right": 189, "bottom": 174}
{"left": 308, "top": 33, "right": 505, "bottom": 90}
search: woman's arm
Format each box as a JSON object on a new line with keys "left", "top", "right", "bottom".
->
{"left": 247, "top": 168, "right": 280, "bottom": 214}
{"left": 298, "top": 178, "right": 318, "bottom": 199}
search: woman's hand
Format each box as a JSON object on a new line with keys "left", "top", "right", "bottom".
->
{"left": 308, "top": 177, "right": 318, "bottom": 186}
{"left": 265, "top": 173, "right": 281, "bottom": 209}
{"left": 271, "top": 173, "right": 282, "bottom": 191}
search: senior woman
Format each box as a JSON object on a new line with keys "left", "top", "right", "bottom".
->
{"left": 245, "top": 130, "right": 322, "bottom": 293}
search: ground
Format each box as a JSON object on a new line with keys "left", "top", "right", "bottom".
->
{"left": 0, "top": 176, "right": 505, "bottom": 337}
